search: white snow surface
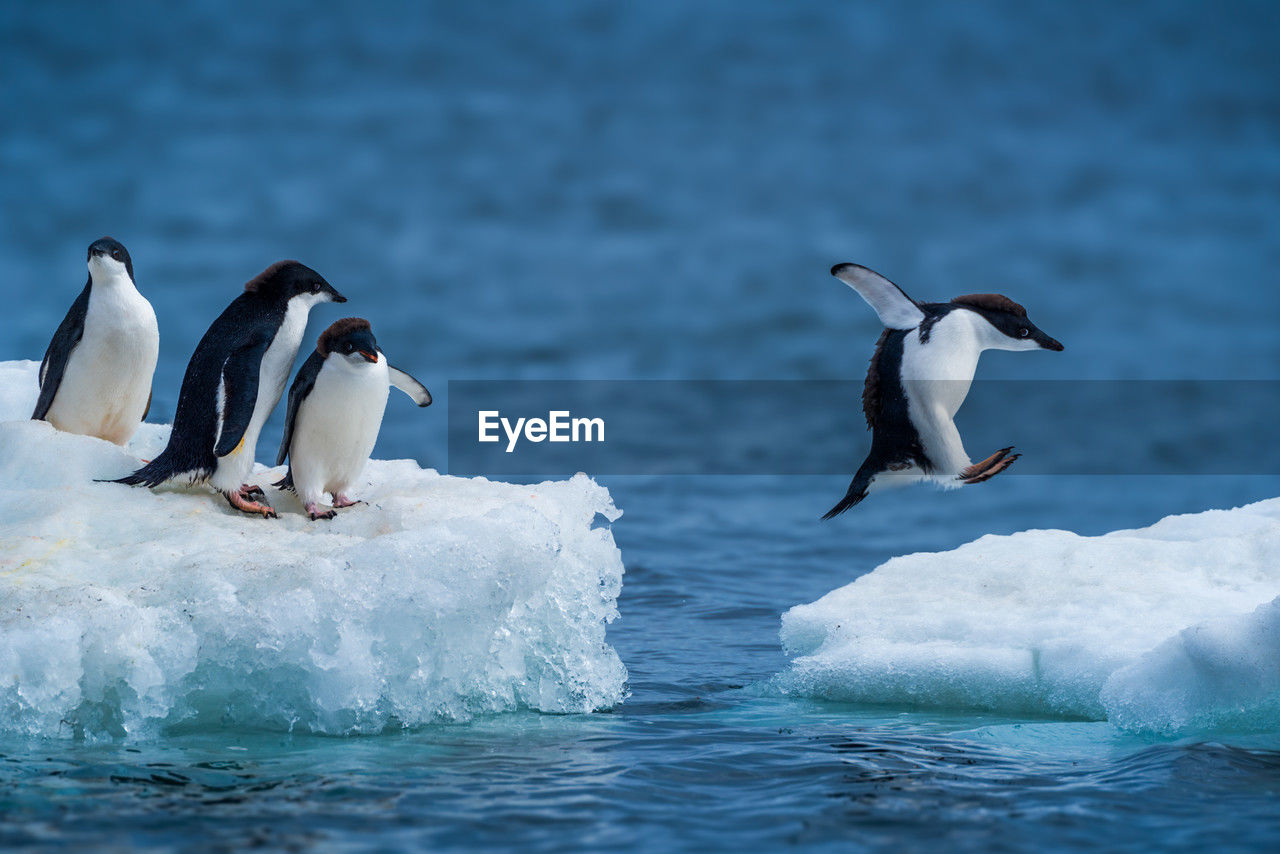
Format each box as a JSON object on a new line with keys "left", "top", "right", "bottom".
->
{"left": 778, "top": 498, "right": 1280, "bottom": 735}
{"left": 0, "top": 361, "right": 626, "bottom": 738}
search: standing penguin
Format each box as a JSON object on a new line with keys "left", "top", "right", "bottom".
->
{"left": 275, "top": 318, "right": 431, "bottom": 520}
{"left": 114, "top": 261, "right": 345, "bottom": 517}
{"left": 32, "top": 237, "right": 159, "bottom": 445}
{"left": 823, "top": 263, "right": 1064, "bottom": 519}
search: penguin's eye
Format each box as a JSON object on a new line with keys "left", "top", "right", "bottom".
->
{"left": 310, "top": 281, "right": 322, "bottom": 293}
{"left": 1017, "top": 328, "right": 1030, "bottom": 338}
{"left": 111, "top": 249, "right": 121, "bottom": 260}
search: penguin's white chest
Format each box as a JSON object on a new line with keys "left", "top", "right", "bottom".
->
{"left": 900, "top": 311, "right": 984, "bottom": 475}
{"left": 46, "top": 280, "right": 159, "bottom": 445}
{"left": 289, "top": 357, "right": 390, "bottom": 502}
{"left": 900, "top": 313, "right": 982, "bottom": 412}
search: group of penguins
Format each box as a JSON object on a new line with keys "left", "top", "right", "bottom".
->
{"left": 31, "top": 237, "right": 431, "bottom": 520}
{"left": 31, "top": 237, "right": 1067, "bottom": 523}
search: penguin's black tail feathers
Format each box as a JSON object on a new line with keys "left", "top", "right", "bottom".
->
{"left": 106, "top": 447, "right": 208, "bottom": 488}
{"left": 110, "top": 464, "right": 167, "bottom": 487}
{"left": 822, "top": 466, "right": 875, "bottom": 520}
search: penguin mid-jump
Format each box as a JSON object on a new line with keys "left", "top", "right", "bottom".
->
{"left": 823, "top": 263, "right": 1064, "bottom": 519}
{"left": 115, "top": 261, "right": 345, "bottom": 518}
{"left": 32, "top": 237, "right": 159, "bottom": 445}
{"left": 275, "top": 318, "right": 431, "bottom": 520}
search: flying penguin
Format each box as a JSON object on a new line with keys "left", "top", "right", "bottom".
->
{"left": 274, "top": 317, "right": 431, "bottom": 520}
{"left": 114, "top": 261, "right": 345, "bottom": 517}
{"left": 823, "top": 263, "right": 1064, "bottom": 519}
{"left": 32, "top": 237, "right": 158, "bottom": 445}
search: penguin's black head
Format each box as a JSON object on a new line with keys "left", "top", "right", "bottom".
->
{"left": 318, "top": 317, "right": 381, "bottom": 364}
{"left": 244, "top": 260, "right": 347, "bottom": 305}
{"left": 951, "top": 293, "right": 1064, "bottom": 353}
{"left": 87, "top": 236, "right": 133, "bottom": 280}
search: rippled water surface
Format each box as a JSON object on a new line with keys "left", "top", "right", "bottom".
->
{"left": 5, "top": 711, "right": 1280, "bottom": 851}
{"left": 3, "top": 0, "right": 1280, "bottom": 849}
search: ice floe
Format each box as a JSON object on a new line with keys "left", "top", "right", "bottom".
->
{"left": 778, "top": 500, "right": 1280, "bottom": 735}
{"left": 0, "top": 360, "right": 626, "bottom": 738}
{"left": 1102, "top": 595, "right": 1280, "bottom": 735}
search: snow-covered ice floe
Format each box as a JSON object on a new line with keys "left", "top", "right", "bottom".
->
{"left": 777, "top": 499, "right": 1280, "bottom": 736}
{"left": 0, "top": 361, "right": 626, "bottom": 738}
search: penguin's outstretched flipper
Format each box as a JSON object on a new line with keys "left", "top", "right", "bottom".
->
{"left": 959, "top": 446, "right": 1020, "bottom": 484}
{"left": 31, "top": 282, "right": 90, "bottom": 421}
{"left": 389, "top": 365, "right": 432, "bottom": 407}
{"left": 822, "top": 461, "right": 878, "bottom": 520}
{"left": 831, "top": 263, "right": 925, "bottom": 330}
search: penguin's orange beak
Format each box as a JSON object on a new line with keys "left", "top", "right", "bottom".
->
{"left": 358, "top": 350, "right": 379, "bottom": 363}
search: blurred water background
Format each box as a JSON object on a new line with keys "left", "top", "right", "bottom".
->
{"left": 2, "top": 0, "right": 1279, "bottom": 850}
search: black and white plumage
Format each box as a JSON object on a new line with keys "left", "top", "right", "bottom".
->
{"left": 114, "top": 261, "right": 345, "bottom": 518}
{"left": 274, "top": 318, "right": 431, "bottom": 520}
{"left": 823, "top": 263, "right": 1065, "bottom": 519}
{"left": 32, "top": 237, "right": 158, "bottom": 445}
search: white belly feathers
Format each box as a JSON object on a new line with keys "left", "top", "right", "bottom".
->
{"left": 46, "top": 279, "right": 159, "bottom": 445}
{"left": 900, "top": 311, "right": 983, "bottom": 477}
{"left": 289, "top": 355, "right": 390, "bottom": 504}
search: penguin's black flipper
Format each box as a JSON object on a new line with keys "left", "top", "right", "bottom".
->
{"left": 388, "top": 364, "right": 432, "bottom": 407}
{"left": 31, "top": 280, "right": 91, "bottom": 421}
{"left": 212, "top": 335, "right": 272, "bottom": 458}
{"left": 276, "top": 350, "right": 324, "bottom": 466}
{"left": 822, "top": 461, "right": 877, "bottom": 520}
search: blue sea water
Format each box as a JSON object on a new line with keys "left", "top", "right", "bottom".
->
{"left": 3, "top": 0, "right": 1280, "bottom": 850}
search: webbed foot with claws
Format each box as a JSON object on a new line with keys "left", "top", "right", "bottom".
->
{"left": 305, "top": 502, "right": 337, "bottom": 521}
{"left": 959, "top": 446, "right": 1020, "bottom": 484}
{"left": 224, "top": 486, "right": 277, "bottom": 518}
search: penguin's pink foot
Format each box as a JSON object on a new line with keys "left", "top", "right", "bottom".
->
{"left": 305, "top": 502, "right": 337, "bottom": 521}
{"left": 331, "top": 493, "right": 363, "bottom": 509}
{"left": 240, "top": 483, "right": 265, "bottom": 499}
{"left": 224, "top": 488, "right": 278, "bottom": 519}
{"left": 959, "top": 446, "right": 1020, "bottom": 484}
